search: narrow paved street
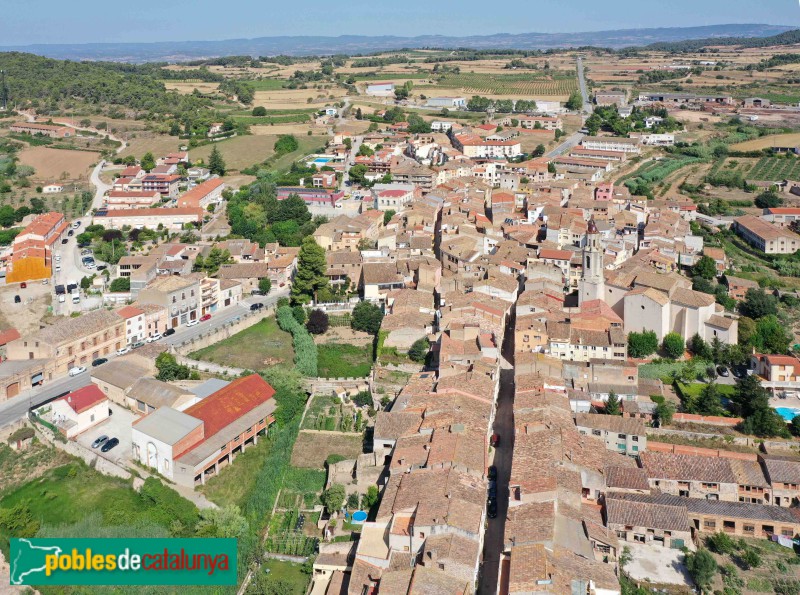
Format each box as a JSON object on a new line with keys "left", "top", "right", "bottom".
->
{"left": 478, "top": 311, "right": 516, "bottom": 594}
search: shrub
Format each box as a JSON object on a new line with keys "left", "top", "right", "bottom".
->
{"left": 276, "top": 306, "right": 317, "bottom": 376}
{"left": 408, "top": 337, "right": 429, "bottom": 363}
{"left": 351, "top": 301, "right": 383, "bottom": 335}
{"left": 662, "top": 332, "right": 685, "bottom": 359}
{"left": 306, "top": 309, "right": 329, "bottom": 334}
{"left": 628, "top": 330, "right": 658, "bottom": 358}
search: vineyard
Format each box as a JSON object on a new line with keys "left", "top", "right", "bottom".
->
{"left": 747, "top": 156, "right": 800, "bottom": 182}
{"left": 423, "top": 72, "right": 578, "bottom": 96}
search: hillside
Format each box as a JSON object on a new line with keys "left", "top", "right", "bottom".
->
{"left": 0, "top": 24, "right": 793, "bottom": 62}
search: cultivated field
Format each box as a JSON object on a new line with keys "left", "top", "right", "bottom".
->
{"left": 732, "top": 133, "right": 800, "bottom": 151}
{"left": 163, "top": 81, "right": 221, "bottom": 95}
{"left": 119, "top": 134, "right": 182, "bottom": 160}
{"left": 290, "top": 431, "right": 363, "bottom": 468}
{"left": 253, "top": 88, "right": 348, "bottom": 110}
{"left": 419, "top": 71, "right": 578, "bottom": 99}
{"left": 18, "top": 147, "right": 99, "bottom": 182}
{"left": 191, "top": 135, "right": 285, "bottom": 170}
{"left": 747, "top": 156, "right": 800, "bottom": 181}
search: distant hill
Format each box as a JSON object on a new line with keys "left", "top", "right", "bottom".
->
{"left": 0, "top": 24, "right": 794, "bottom": 63}
{"left": 644, "top": 28, "right": 800, "bottom": 52}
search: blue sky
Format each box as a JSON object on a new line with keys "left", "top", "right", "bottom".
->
{"left": 2, "top": 0, "right": 800, "bottom": 45}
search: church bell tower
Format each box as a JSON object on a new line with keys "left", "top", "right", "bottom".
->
{"left": 578, "top": 218, "right": 604, "bottom": 304}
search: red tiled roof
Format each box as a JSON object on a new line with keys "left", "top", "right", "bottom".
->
{"left": 538, "top": 249, "right": 572, "bottom": 260}
{"left": 0, "top": 328, "right": 21, "bottom": 346}
{"left": 177, "top": 178, "right": 225, "bottom": 208}
{"left": 60, "top": 385, "right": 107, "bottom": 414}
{"left": 183, "top": 374, "right": 275, "bottom": 438}
{"left": 116, "top": 305, "right": 144, "bottom": 319}
{"left": 767, "top": 208, "right": 800, "bottom": 215}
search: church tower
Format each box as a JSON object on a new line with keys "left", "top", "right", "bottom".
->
{"left": 578, "top": 218, "right": 605, "bottom": 304}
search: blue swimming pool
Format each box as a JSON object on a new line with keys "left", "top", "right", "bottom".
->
{"left": 351, "top": 510, "right": 368, "bottom": 524}
{"left": 313, "top": 157, "right": 332, "bottom": 165}
{"left": 775, "top": 407, "right": 800, "bottom": 422}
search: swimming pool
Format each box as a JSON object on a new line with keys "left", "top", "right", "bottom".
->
{"left": 351, "top": 510, "right": 368, "bottom": 524}
{"left": 775, "top": 407, "right": 800, "bottom": 422}
{"left": 313, "top": 157, "right": 332, "bottom": 165}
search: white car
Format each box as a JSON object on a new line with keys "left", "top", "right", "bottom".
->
{"left": 58, "top": 294, "right": 65, "bottom": 303}
{"left": 55, "top": 264, "right": 61, "bottom": 272}
{"left": 146, "top": 333, "right": 162, "bottom": 343}
{"left": 68, "top": 366, "right": 86, "bottom": 377}
{"left": 186, "top": 319, "right": 199, "bottom": 327}
{"left": 116, "top": 346, "right": 130, "bottom": 356}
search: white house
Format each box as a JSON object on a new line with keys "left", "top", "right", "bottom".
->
{"left": 425, "top": 97, "right": 467, "bottom": 109}
{"left": 49, "top": 385, "right": 109, "bottom": 439}
{"left": 42, "top": 184, "right": 64, "bottom": 194}
{"left": 323, "top": 107, "right": 338, "bottom": 117}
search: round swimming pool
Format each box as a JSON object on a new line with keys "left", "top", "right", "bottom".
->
{"left": 351, "top": 510, "right": 368, "bottom": 524}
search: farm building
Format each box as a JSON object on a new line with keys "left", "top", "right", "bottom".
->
{"left": 425, "top": 97, "right": 466, "bottom": 109}
{"left": 42, "top": 184, "right": 64, "bottom": 194}
{"left": 366, "top": 82, "right": 395, "bottom": 97}
{"left": 10, "top": 122, "right": 73, "bottom": 138}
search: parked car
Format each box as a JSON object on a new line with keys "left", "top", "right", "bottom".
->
{"left": 20, "top": 282, "right": 27, "bottom": 289}
{"left": 487, "top": 498, "right": 498, "bottom": 519}
{"left": 163, "top": 328, "right": 176, "bottom": 337}
{"left": 92, "top": 358, "right": 108, "bottom": 367}
{"left": 42, "top": 278, "right": 48, "bottom": 285}
{"left": 68, "top": 366, "right": 86, "bottom": 376}
{"left": 490, "top": 433, "right": 500, "bottom": 447}
{"left": 96, "top": 265, "right": 107, "bottom": 271}
{"left": 488, "top": 480, "right": 497, "bottom": 499}
{"left": 487, "top": 465, "right": 498, "bottom": 481}
{"left": 717, "top": 366, "right": 730, "bottom": 377}
{"left": 55, "top": 284, "right": 65, "bottom": 295}
{"left": 58, "top": 294, "right": 65, "bottom": 303}
{"left": 67, "top": 230, "right": 74, "bottom": 237}
{"left": 61, "top": 238, "right": 68, "bottom": 244}
{"left": 14, "top": 295, "right": 20, "bottom": 304}
{"left": 55, "top": 264, "right": 61, "bottom": 272}
{"left": 200, "top": 314, "right": 212, "bottom": 322}
{"left": 186, "top": 319, "right": 199, "bottom": 327}
{"left": 100, "top": 437, "right": 119, "bottom": 453}
{"left": 146, "top": 333, "right": 162, "bottom": 343}
{"left": 116, "top": 346, "right": 130, "bottom": 356}
{"left": 249, "top": 303, "right": 264, "bottom": 311}
{"left": 91, "top": 435, "right": 109, "bottom": 449}
{"left": 131, "top": 341, "right": 145, "bottom": 349}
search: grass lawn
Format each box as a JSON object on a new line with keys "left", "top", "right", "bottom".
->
{"left": 269, "top": 135, "right": 326, "bottom": 173}
{"left": 199, "top": 437, "right": 271, "bottom": 508}
{"left": 191, "top": 135, "right": 287, "bottom": 171}
{"left": 260, "top": 559, "right": 311, "bottom": 594}
{"left": 189, "top": 316, "right": 293, "bottom": 372}
{"left": 290, "top": 431, "right": 363, "bottom": 468}
{"left": 676, "top": 382, "right": 736, "bottom": 400}
{"left": 317, "top": 343, "right": 373, "bottom": 378}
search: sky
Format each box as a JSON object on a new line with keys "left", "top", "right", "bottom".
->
{"left": 2, "top": 0, "right": 800, "bottom": 46}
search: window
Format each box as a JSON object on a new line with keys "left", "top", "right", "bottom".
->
{"left": 632, "top": 436, "right": 639, "bottom": 442}
{"left": 743, "top": 525, "right": 755, "bottom": 533}
{"left": 592, "top": 429, "right": 602, "bottom": 436}
{"left": 703, "top": 520, "right": 716, "bottom": 529}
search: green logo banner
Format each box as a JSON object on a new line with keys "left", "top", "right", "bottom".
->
{"left": 9, "top": 538, "right": 237, "bottom": 586}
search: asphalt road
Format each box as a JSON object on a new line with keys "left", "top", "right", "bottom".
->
{"left": 0, "top": 289, "right": 288, "bottom": 430}
{"left": 576, "top": 55, "right": 592, "bottom": 115}
{"left": 546, "top": 131, "right": 585, "bottom": 158}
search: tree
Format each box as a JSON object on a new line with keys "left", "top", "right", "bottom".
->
{"left": 754, "top": 190, "right": 782, "bottom": 209}
{"left": 383, "top": 210, "right": 396, "bottom": 226}
{"left": 321, "top": 483, "right": 346, "bottom": 514}
{"left": 695, "top": 382, "right": 724, "bottom": 416}
{"left": 685, "top": 548, "right": 717, "bottom": 592}
{"left": 662, "top": 332, "right": 685, "bottom": 359}
{"left": 532, "top": 144, "right": 546, "bottom": 157}
{"left": 351, "top": 301, "right": 383, "bottom": 335}
{"left": 752, "top": 315, "right": 791, "bottom": 354}
{"left": 739, "top": 288, "right": 778, "bottom": 319}
{"left": 655, "top": 400, "right": 675, "bottom": 426}
{"left": 109, "top": 277, "right": 130, "bottom": 292}
{"left": 80, "top": 276, "right": 92, "bottom": 290}
{"left": 274, "top": 193, "right": 311, "bottom": 224}
{"left": 258, "top": 277, "right": 272, "bottom": 294}
{"left": 196, "top": 505, "right": 249, "bottom": 539}
{"left": 208, "top": 145, "right": 226, "bottom": 176}
{"left": 140, "top": 152, "right": 155, "bottom": 172}
{"left": 362, "top": 485, "right": 379, "bottom": 510}
{"left": 692, "top": 255, "right": 717, "bottom": 280}
{"left": 292, "top": 305, "right": 307, "bottom": 325}
{"left": 306, "top": 309, "right": 329, "bottom": 334}
{"left": 291, "top": 237, "right": 328, "bottom": 304}
{"left": 565, "top": 90, "right": 583, "bottom": 111}
{"left": 408, "top": 337, "right": 429, "bottom": 363}
{"left": 155, "top": 352, "right": 191, "bottom": 381}
{"left": 688, "top": 333, "right": 712, "bottom": 360}
{"left": 252, "top": 106, "right": 267, "bottom": 116}
{"left": 790, "top": 415, "right": 800, "bottom": 437}
{"left": 628, "top": 330, "right": 659, "bottom": 358}
{"left": 604, "top": 391, "right": 622, "bottom": 416}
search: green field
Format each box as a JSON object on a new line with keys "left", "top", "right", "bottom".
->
{"left": 199, "top": 437, "right": 271, "bottom": 508}
{"left": 189, "top": 316, "right": 294, "bottom": 371}
{"left": 748, "top": 156, "right": 800, "bottom": 182}
{"left": 249, "top": 79, "right": 288, "bottom": 91}
{"left": 317, "top": 343, "right": 373, "bottom": 378}
{"left": 232, "top": 113, "right": 311, "bottom": 125}
{"left": 420, "top": 71, "right": 578, "bottom": 96}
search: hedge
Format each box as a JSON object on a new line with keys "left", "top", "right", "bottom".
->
{"left": 276, "top": 305, "right": 317, "bottom": 377}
